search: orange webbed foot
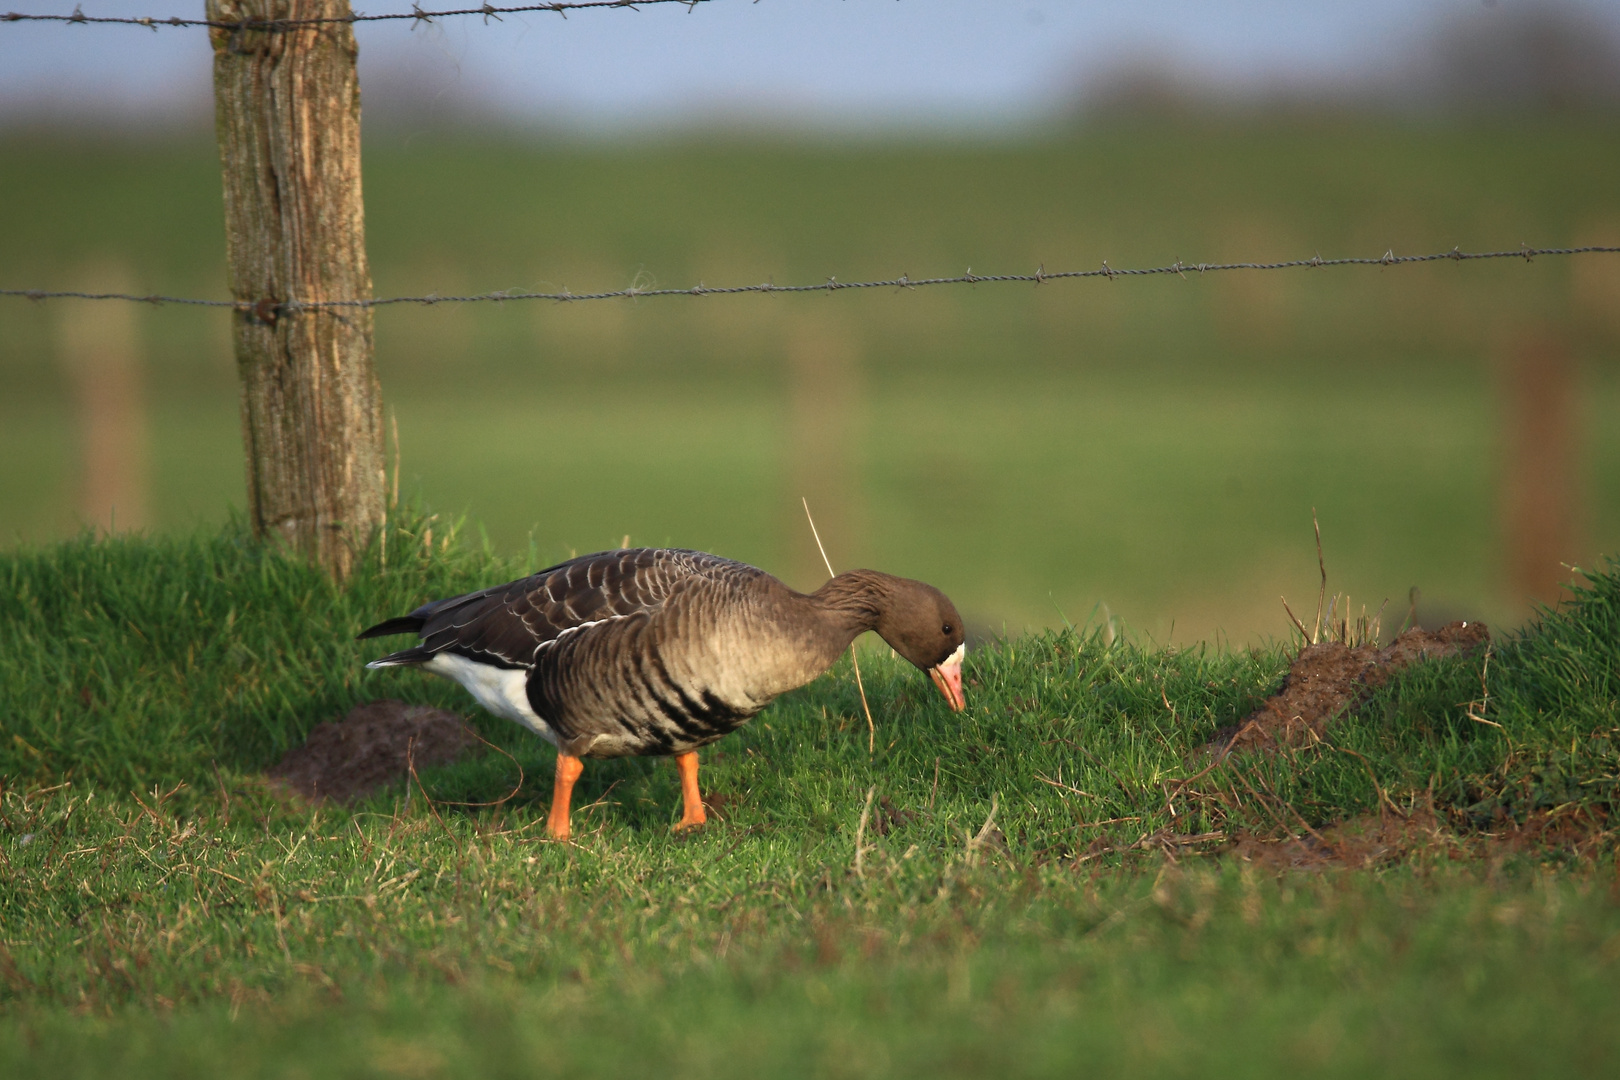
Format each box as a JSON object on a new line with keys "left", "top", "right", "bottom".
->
{"left": 672, "top": 750, "right": 707, "bottom": 833}
{"left": 547, "top": 752, "right": 584, "bottom": 840}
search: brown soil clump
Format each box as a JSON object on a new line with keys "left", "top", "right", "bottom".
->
{"left": 1051, "top": 807, "right": 1612, "bottom": 872}
{"left": 1224, "top": 805, "right": 1612, "bottom": 870}
{"left": 1209, "top": 621, "right": 1490, "bottom": 757}
{"left": 1225, "top": 811, "right": 1463, "bottom": 870}
{"left": 267, "top": 699, "right": 478, "bottom": 804}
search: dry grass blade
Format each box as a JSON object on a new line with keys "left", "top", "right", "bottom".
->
{"left": 418, "top": 722, "right": 526, "bottom": 809}
{"left": 1312, "top": 508, "right": 1327, "bottom": 646}
{"left": 964, "top": 793, "right": 1000, "bottom": 865}
{"left": 406, "top": 736, "right": 459, "bottom": 852}
{"left": 1400, "top": 586, "right": 1421, "bottom": 637}
{"left": 1034, "top": 772, "right": 1091, "bottom": 799}
{"left": 1464, "top": 643, "right": 1502, "bottom": 729}
{"left": 803, "top": 497, "right": 877, "bottom": 755}
{"left": 1281, "top": 595, "right": 1311, "bottom": 642}
{"left": 1069, "top": 827, "right": 1226, "bottom": 866}
{"left": 854, "top": 785, "right": 876, "bottom": 879}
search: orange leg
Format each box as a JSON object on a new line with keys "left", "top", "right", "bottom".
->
{"left": 673, "top": 751, "right": 707, "bottom": 832}
{"left": 547, "top": 752, "right": 584, "bottom": 840}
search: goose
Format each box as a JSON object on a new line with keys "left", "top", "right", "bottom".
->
{"left": 359, "top": 547, "right": 966, "bottom": 839}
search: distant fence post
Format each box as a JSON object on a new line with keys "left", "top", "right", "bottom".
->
{"left": 786, "top": 312, "right": 863, "bottom": 588}
{"left": 1501, "top": 329, "right": 1580, "bottom": 609}
{"left": 56, "top": 260, "right": 149, "bottom": 534}
{"left": 207, "top": 0, "right": 384, "bottom": 578}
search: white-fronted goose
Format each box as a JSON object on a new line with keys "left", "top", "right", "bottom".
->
{"left": 360, "top": 548, "right": 966, "bottom": 839}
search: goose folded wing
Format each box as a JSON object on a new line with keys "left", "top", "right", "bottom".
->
{"left": 416, "top": 548, "right": 718, "bottom": 668}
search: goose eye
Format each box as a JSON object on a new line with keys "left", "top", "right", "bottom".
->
{"left": 942, "top": 623, "right": 953, "bottom": 635}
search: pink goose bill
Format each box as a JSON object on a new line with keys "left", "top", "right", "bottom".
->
{"left": 928, "top": 643, "right": 967, "bottom": 712}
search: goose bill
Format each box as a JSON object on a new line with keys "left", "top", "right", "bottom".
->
{"left": 928, "top": 645, "right": 966, "bottom": 712}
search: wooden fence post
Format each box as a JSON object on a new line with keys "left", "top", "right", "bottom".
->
{"left": 786, "top": 312, "right": 863, "bottom": 589}
{"left": 1501, "top": 329, "right": 1579, "bottom": 610}
{"left": 56, "top": 260, "right": 149, "bottom": 534}
{"left": 207, "top": 0, "right": 384, "bottom": 578}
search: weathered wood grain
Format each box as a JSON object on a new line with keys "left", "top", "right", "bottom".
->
{"left": 208, "top": 0, "right": 383, "bottom": 578}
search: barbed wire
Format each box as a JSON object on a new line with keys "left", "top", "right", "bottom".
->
{"left": 4, "top": 245, "right": 1617, "bottom": 315}
{"left": 1, "top": 0, "right": 713, "bottom": 31}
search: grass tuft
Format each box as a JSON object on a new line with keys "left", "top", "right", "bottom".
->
{"left": 0, "top": 513, "right": 519, "bottom": 789}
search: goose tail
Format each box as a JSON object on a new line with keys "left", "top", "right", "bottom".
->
{"left": 357, "top": 615, "right": 427, "bottom": 640}
{"left": 365, "top": 645, "right": 434, "bottom": 669}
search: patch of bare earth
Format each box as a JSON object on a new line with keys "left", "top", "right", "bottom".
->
{"left": 1209, "top": 621, "right": 1491, "bottom": 756}
{"left": 1223, "top": 806, "right": 1614, "bottom": 870}
{"left": 266, "top": 699, "right": 478, "bottom": 805}
{"left": 1185, "top": 620, "right": 1614, "bottom": 867}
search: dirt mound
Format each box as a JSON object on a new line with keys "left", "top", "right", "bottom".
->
{"left": 267, "top": 699, "right": 478, "bottom": 804}
{"left": 1210, "top": 621, "right": 1490, "bottom": 756}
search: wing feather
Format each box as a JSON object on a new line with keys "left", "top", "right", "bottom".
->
{"left": 383, "top": 548, "right": 746, "bottom": 670}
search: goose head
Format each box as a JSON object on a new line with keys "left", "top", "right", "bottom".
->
{"left": 874, "top": 579, "right": 967, "bottom": 712}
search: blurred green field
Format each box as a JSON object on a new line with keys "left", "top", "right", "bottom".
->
{"left": 3, "top": 120, "right": 1618, "bottom": 641}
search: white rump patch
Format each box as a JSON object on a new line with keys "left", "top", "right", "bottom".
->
{"left": 423, "top": 653, "right": 557, "bottom": 746}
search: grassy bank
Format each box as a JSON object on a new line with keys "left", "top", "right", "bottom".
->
{"left": 4, "top": 518, "right": 1615, "bottom": 829}
{"left": 2, "top": 525, "right": 1618, "bottom": 1075}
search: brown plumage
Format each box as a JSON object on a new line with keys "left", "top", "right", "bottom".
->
{"left": 360, "top": 547, "right": 966, "bottom": 838}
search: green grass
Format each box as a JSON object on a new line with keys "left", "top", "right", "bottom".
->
{"left": 4, "top": 841, "right": 1620, "bottom": 1079}
{"left": 4, "top": 119, "right": 1619, "bottom": 1070}
{"left": 5, "top": 121, "right": 1620, "bottom": 638}
{"left": 3, "top": 524, "right": 1618, "bottom": 1076}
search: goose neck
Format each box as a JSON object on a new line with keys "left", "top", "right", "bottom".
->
{"left": 808, "top": 570, "right": 893, "bottom": 643}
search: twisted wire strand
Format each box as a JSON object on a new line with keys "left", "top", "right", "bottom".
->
{"left": 2, "top": 0, "right": 711, "bottom": 30}
{"left": 4, "top": 245, "right": 1617, "bottom": 314}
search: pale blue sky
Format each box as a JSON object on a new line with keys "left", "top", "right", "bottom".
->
{"left": 2, "top": 0, "right": 1614, "bottom": 131}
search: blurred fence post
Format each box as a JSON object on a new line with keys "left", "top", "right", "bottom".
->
{"left": 1501, "top": 329, "right": 1580, "bottom": 609}
{"left": 55, "top": 261, "right": 148, "bottom": 534}
{"left": 207, "top": 0, "right": 384, "bottom": 578}
{"left": 787, "top": 312, "right": 863, "bottom": 587}
{"left": 1573, "top": 219, "right": 1620, "bottom": 340}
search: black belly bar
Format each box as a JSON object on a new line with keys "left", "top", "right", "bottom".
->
{"left": 530, "top": 651, "right": 754, "bottom": 758}
{"left": 638, "top": 654, "right": 749, "bottom": 748}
